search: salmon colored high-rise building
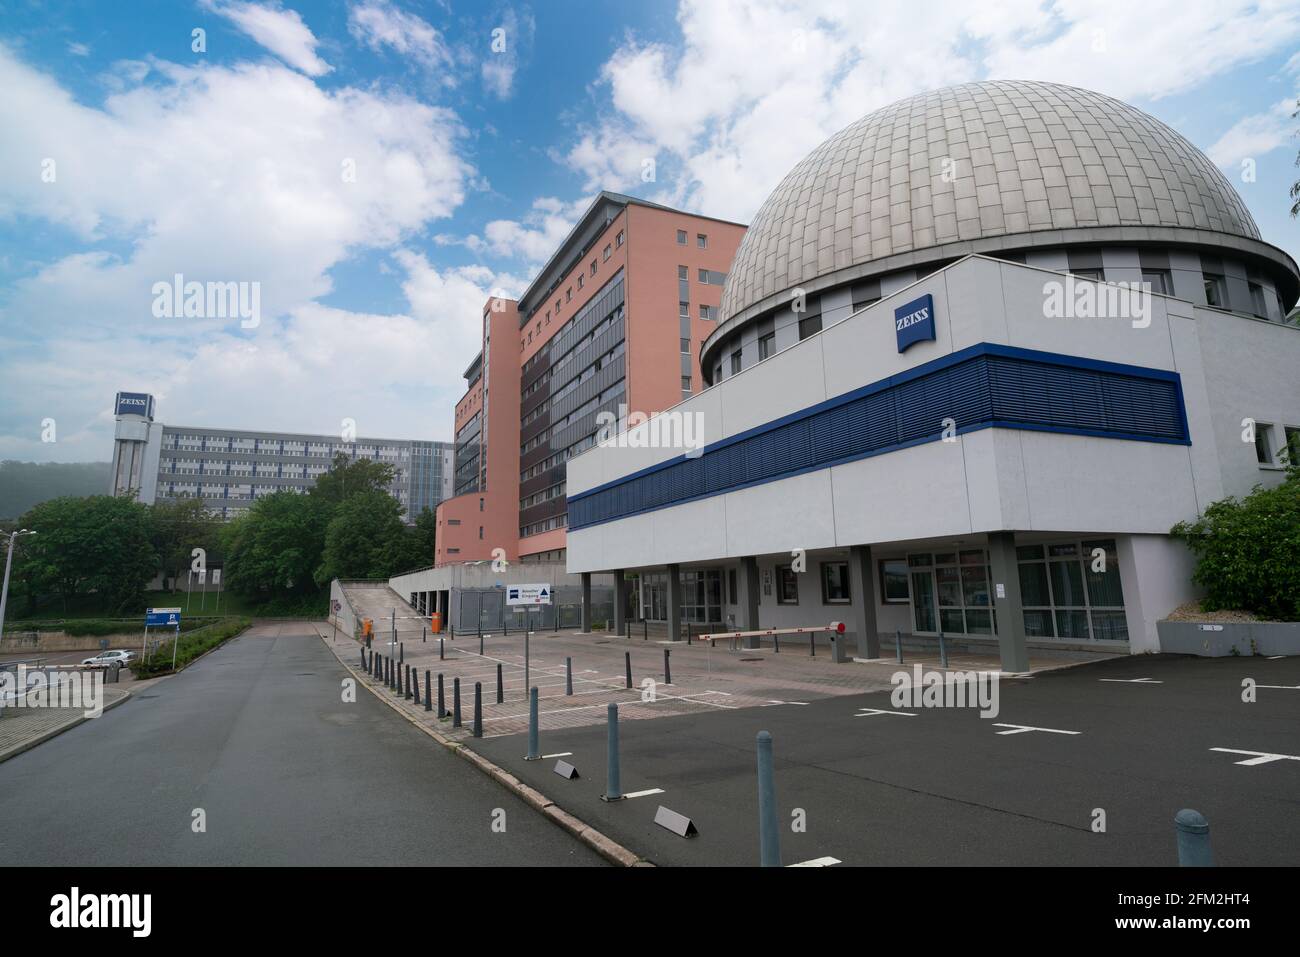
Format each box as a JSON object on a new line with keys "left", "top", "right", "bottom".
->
{"left": 434, "top": 192, "right": 746, "bottom": 566}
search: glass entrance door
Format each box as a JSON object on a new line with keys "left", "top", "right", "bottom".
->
{"left": 911, "top": 570, "right": 936, "bottom": 633}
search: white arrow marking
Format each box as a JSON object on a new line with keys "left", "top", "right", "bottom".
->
{"left": 855, "top": 707, "right": 917, "bottom": 717}
{"left": 788, "top": 857, "right": 841, "bottom": 867}
{"left": 993, "top": 723, "right": 1081, "bottom": 736}
{"left": 1099, "top": 677, "right": 1163, "bottom": 683}
{"left": 1210, "top": 748, "right": 1300, "bottom": 766}
{"left": 624, "top": 788, "right": 664, "bottom": 799}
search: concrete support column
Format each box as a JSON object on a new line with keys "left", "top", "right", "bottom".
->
{"left": 613, "top": 570, "right": 627, "bottom": 637}
{"left": 580, "top": 573, "right": 592, "bottom": 633}
{"left": 667, "top": 564, "right": 683, "bottom": 643}
{"left": 742, "top": 556, "right": 760, "bottom": 649}
{"left": 850, "top": 545, "right": 881, "bottom": 659}
{"left": 987, "top": 531, "right": 1030, "bottom": 674}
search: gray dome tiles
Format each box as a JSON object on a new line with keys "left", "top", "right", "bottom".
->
{"left": 720, "top": 80, "right": 1262, "bottom": 323}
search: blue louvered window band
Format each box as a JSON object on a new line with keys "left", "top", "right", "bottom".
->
{"left": 567, "top": 344, "right": 1189, "bottom": 531}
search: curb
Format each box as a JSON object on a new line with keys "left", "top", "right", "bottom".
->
{"left": 316, "top": 629, "right": 652, "bottom": 868}
{"left": 0, "top": 689, "right": 132, "bottom": 764}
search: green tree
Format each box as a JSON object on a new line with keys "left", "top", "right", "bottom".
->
{"left": 1292, "top": 97, "right": 1300, "bottom": 218}
{"left": 150, "top": 497, "right": 220, "bottom": 591}
{"left": 16, "top": 495, "right": 158, "bottom": 615}
{"left": 309, "top": 452, "right": 395, "bottom": 508}
{"left": 315, "top": 489, "right": 411, "bottom": 584}
{"left": 221, "top": 491, "right": 326, "bottom": 598}
{"left": 1171, "top": 467, "right": 1300, "bottom": 620}
{"left": 410, "top": 507, "right": 437, "bottom": 568}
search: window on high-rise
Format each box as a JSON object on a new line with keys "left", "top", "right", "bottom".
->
{"left": 758, "top": 332, "right": 776, "bottom": 360}
{"left": 697, "top": 233, "right": 707, "bottom": 248}
{"left": 676, "top": 229, "right": 687, "bottom": 244}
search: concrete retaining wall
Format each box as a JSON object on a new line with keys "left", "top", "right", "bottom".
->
{"left": 0, "top": 631, "right": 139, "bottom": 653}
{"left": 1156, "top": 620, "right": 1300, "bottom": 657}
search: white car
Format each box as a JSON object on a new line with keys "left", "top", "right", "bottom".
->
{"left": 81, "top": 650, "right": 135, "bottom": 669}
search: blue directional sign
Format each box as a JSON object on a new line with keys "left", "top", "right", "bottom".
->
{"left": 146, "top": 608, "right": 182, "bottom": 627}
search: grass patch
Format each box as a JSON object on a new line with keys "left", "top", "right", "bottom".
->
{"left": 130, "top": 617, "right": 253, "bottom": 678}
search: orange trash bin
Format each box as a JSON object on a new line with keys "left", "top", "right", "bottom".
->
{"left": 430, "top": 613, "right": 442, "bottom": 634}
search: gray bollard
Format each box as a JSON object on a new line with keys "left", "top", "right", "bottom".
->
{"left": 479, "top": 634, "right": 484, "bottom": 656}
{"left": 602, "top": 703, "right": 624, "bottom": 801}
{"left": 437, "top": 673, "right": 446, "bottom": 718}
{"left": 452, "top": 678, "right": 462, "bottom": 728}
{"left": 405, "top": 665, "right": 413, "bottom": 700}
{"left": 496, "top": 662, "right": 503, "bottom": 704}
{"left": 400, "top": 643, "right": 404, "bottom": 664}
{"left": 412, "top": 667, "right": 420, "bottom": 705}
{"left": 686, "top": 623, "right": 692, "bottom": 646}
{"left": 895, "top": 628, "right": 904, "bottom": 664}
{"left": 664, "top": 648, "right": 672, "bottom": 684}
{"left": 423, "top": 626, "right": 426, "bottom": 643}
{"left": 525, "top": 687, "right": 540, "bottom": 760}
{"left": 439, "top": 638, "right": 445, "bottom": 661}
{"left": 625, "top": 651, "right": 632, "bottom": 689}
{"left": 938, "top": 627, "right": 948, "bottom": 669}
{"left": 1175, "top": 809, "right": 1214, "bottom": 866}
{"left": 472, "top": 682, "right": 483, "bottom": 738}
{"left": 360, "top": 648, "right": 366, "bottom": 668}
{"left": 424, "top": 670, "right": 432, "bottom": 712}
{"left": 757, "top": 730, "right": 781, "bottom": 867}
{"left": 774, "top": 633, "right": 780, "bottom": 654}
{"left": 643, "top": 619, "right": 648, "bottom": 641}
{"left": 566, "top": 657, "right": 573, "bottom": 695}
{"left": 809, "top": 632, "right": 816, "bottom": 657}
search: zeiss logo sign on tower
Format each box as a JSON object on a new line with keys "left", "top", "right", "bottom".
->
{"left": 894, "top": 294, "right": 935, "bottom": 353}
{"left": 114, "top": 392, "right": 154, "bottom": 419}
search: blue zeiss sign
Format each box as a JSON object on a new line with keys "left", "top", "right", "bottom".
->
{"left": 115, "top": 392, "right": 154, "bottom": 419}
{"left": 894, "top": 294, "right": 936, "bottom": 353}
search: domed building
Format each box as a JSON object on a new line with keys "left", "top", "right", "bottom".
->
{"left": 564, "top": 81, "right": 1300, "bottom": 665}
{"left": 703, "top": 80, "right": 1297, "bottom": 384}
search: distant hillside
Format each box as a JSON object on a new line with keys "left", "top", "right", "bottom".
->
{"left": 0, "top": 461, "right": 113, "bottom": 520}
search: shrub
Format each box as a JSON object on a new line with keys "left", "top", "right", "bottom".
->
{"left": 130, "top": 617, "right": 252, "bottom": 677}
{"left": 1171, "top": 470, "right": 1300, "bottom": 621}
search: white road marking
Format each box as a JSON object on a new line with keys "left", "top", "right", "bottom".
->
{"left": 1099, "top": 677, "right": 1163, "bottom": 683}
{"left": 1256, "top": 684, "right": 1300, "bottom": 691}
{"left": 624, "top": 788, "right": 665, "bottom": 799}
{"left": 854, "top": 707, "right": 917, "bottom": 717}
{"left": 1210, "top": 748, "right": 1300, "bottom": 766}
{"left": 1267, "top": 656, "right": 1286, "bottom": 660}
{"left": 788, "top": 856, "right": 841, "bottom": 867}
{"left": 542, "top": 752, "right": 573, "bottom": 759}
{"left": 993, "top": 723, "right": 1081, "bottom": 736}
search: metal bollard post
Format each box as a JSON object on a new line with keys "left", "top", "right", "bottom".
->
{"left": 895, "top": 628, "right": 904, "bottom": 664}
{"left": 424, "top": 670, "right": 432, "bottom": 712}
{"left": 643, "top": 619, "right": 648, "bottom": 641}
{"left": 625, "top": 651, "right": 632, "bottom": 689}
{"left": 399, "top": 643, "right": 404, "bottom": 664}
{"left": 437, "top": 673, "right": 446, "bottom": 718}
{"left": 360, "top": 648, "right": 365, "bottom": 668}
{"left": 686, "top": 623, "right": 692, "bottom": 646}
{"left": 566, "top": 657, "right": 573, "bottom": 695}
{"left": 423, "top": 626, "right": 426, "bottom": 643}
{"left": 809, "top": 632, "right": 815, "bottom": 657}
{"left": 602, "top": 703, "right": 624, "bottom": 801}
{"left": 452, "top": 677, "right": 462, "bottom": 728}
{"left": 757, "top": 731, "right": 781, "bottom": 867}
{"left": 439, "top": 638, "right": 444, "bottom": 661}
{"left": 472, "top": 682, "right": 483, "bottom": 738}
{"left": 774, "top": 633, "right": 780, "bottom": 654}
{"left": 664, "top": 648, "right": 672, "bottom": 684}
{"left": 479, "top": 634, "right": 484, "bottom": 656}
{"left": 1175, "top": 809, "right": 1213, "bottom": 866}
{"left": 412, "top": 667, "right": 419, "bottom": 705}
{"left": 525, "top": 687, "right": 540, "bottom": 760}
{"left": 938, "top": 627, "right": 948, "bottom": 669}
{"left": 405, "top": 665, "right": 413, "bottom": 700}
{"left": 496, "top": 662, "right": 503, "bottom": 703}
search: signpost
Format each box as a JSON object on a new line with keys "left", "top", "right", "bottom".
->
{"left": 507, "top": 585, "right": 552, "bottom": 699}
{"left": 212, "top": 569, "right": 222, "bottom": 615}
{"left": 144, "top": 607, "right": 182, "bottom": 664}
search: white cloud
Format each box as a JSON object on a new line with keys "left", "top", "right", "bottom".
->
{"left": 204, "top": 1, "right": 332, "bottom": 77}
{"left": 0, "top": 43, "right": 478, "bottom": 461}
{"left": 1207, "top": 96, "right": 1299, "bottom": 167}
{"left": 472, "top": 196, "right": 588, "bottom": 264}
{"left": 348, "top": 0, "right": 454, "bottom": 73}
{"left": 67, "top": 42, "right": 90, "bottom": 57}
{"left": 566, "top": 0, "right": 1300, "bottom": 224}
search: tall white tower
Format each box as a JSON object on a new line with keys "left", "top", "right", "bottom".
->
{"left": 110, "top": 392, "right": 161, "bottom": 503}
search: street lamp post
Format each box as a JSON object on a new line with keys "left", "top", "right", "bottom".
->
{"left": 0, "top": 529, "right": 36, "bottom": 644}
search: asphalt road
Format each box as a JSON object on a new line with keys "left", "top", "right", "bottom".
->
{"left": 0, "top": 624, "right": 604, "bottom": 866}
{"left": 475, "top": 652, "right": 1300, "bottom": 866}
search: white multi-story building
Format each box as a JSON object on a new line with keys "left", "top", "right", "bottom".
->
{"left": 562, "top": 81, "right": 1300, "bottom": 666}
{"left": 109, "top": 393, "right": 454, "bottom": 522}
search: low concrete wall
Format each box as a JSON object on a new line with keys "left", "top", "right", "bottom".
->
{"left": 1156, "top": 620, "right": 1300, "bottom": 657}
{"left": 0, "top": 631, "right": 139, "bottom": 653}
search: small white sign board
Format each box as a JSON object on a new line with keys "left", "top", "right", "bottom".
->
{"left": 507, "top": 583, "right": 552, "bottom": 606}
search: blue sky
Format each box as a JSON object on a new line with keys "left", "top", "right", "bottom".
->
{"left": 2, "top": 0, "right": 1298, "bottom": 462}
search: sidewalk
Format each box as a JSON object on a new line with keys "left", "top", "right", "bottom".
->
{"left": 0, "top": 687, "right": 131, "bottom": 764}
